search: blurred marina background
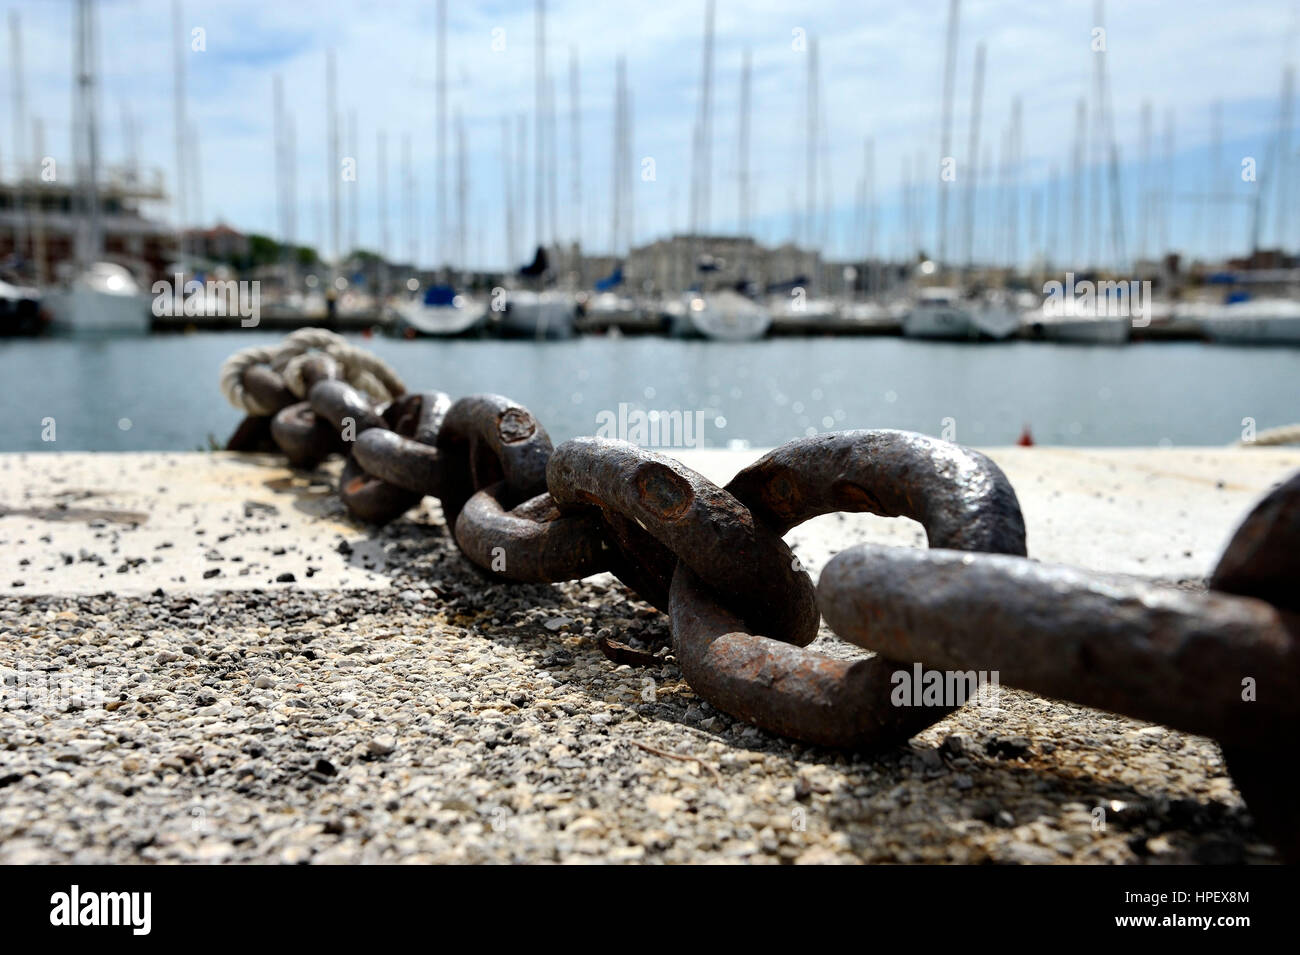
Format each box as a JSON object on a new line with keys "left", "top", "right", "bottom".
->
{"left": 0, "top": 0, "right": 1298, "bottom": 448}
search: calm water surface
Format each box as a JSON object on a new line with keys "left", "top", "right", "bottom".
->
{"left": 1, "top": 332, "right": 1297, "bottom": 451}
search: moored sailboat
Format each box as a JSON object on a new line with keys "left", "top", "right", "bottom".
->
{"left": 391, "top": 284, "right": 487, "bottom": 337}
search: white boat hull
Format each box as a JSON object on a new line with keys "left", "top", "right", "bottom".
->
{"left": 1027, "top": 314, "right": 1130, "bottom": 343}
{"left": 834, "top": 303, "right": 903, "bottom": 334}
{"left": 393, "top": 300, "right": 487, "bottom": 336}
{"left": 687, "top": 293, "right": 771, "bottom": 341}
{"left": 970, "top": 305, "right": 1023, "bottom": 341}
{"left": 45, "top": 286, "right": 151, "bottom": 335}
{"left": 903, "top": 303, "right": 977, "bottom": 340}
{"left": 768, "top": 299, "right": 841, "bottom": 334}
{"left": 1203, "top": 315, "right": 1300, "bottom": 344}
{"left": 1201, "top": 300, "right": 1300, "bottom": 344}
{"left": 501, "top": 293, "right": 576, "bottom": 338}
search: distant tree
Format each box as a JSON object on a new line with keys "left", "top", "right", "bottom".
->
{"left": 246, "top": 234, "right": 282, "bottom": 269}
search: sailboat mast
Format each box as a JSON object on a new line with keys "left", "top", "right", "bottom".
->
{"left": 436, "top": 0, "right": 446, "bottom": 275}
{"left": 1274, "top": 67, "right": 1295, "bottom": 250}
{"left": 189, "top": 119, "right": 202, "bottom": 232}
{"left": 1138, "top": 101, "right": 1151, "bottom": 261}
{"left": 701, "top": 0, "right": 714, "bottom": 235}
{"left": 534, "top": 0, "right": 545, "bottom": 254}
{"left": 1046, "top": 163, "right": 1059, "bottom": 271}
{"left": 689, "top": 0, "right": 715, "bottom": 239}
{"left": 962, "top": 41, "right": 984, "bottom": 269}
{"left": 806, "top": 37, "right": 817, "bottom": 247}
{"left": 121, "top": 104, "right": 139, "bottom": 184}
{"left": 901, "top": 155, "right": 912, "bottom": 260}
{"left": 402, "top": 132, "right": 414, "bottom": 267}
{"left": 172, "top": 0, "right": 187, "bottom": 268}
{"left": 1095, "top": 1, "right": 1126, "bottom": 268}
{"left": 76, "top": 0, "right": 103, "bottom": 263}
{"left": 819, "top": 62, "right": 832, "bottom": 255}
{"left": 1089, "top": 0, "right": 1104, "bottom": 267}
{"left": 516, "top": 113, "right": 528, "bottom": 258}
{"left": 569, "top": 48, "right": 580, "bottom": 248}
{"left": 611, "top": 58, "right": 625, "bottom": 254}
{"left": 1071, "top": 98, "right": 1085, "bottom": 266}
{"left": 1008, "top": 97, "right": 1021, "bottom": 271}
{"left": 936, "top": 0, "right": 960, "bottom": 269}
{"left": 738, "top": 48, "right": 751, "bottom": 236}
{"left": 10, "top": 11, "right": 28, "bottom": 260}
{"left": 286, "top": 112, "right": 297, "bottom": 286}
{"left": 996, "top": 125, "right": 1009, "bottom": 268}
{"left": 548, "top": 74, "right": 558, "bottom": 252}
{"left": 864, "top": 137, "right": 875, "bottom": 272}
{"left": 32, "top": 117, "right": 47, "bottom": 281}
{"left": 502, "top": 117, "right": 515, "bottom": 270}
{"left": 1209, "top": 101, "right": 1223, "bottom": 259}
{"left": 626, "top": 89, "right": 635, "bottom": 251}
{"left": 1161, "top": 109, "right": 1173, "bottom": 259}
{"left": 273, "top": 74, "right": 285, "bottom": 252}
{"left": 347, "top": 109, "right": 358, "bottom": 260}
{"left": 327, "top": 49, "right": 339, "bottom": 266}
{"left": 377, "top": 129, "right": 384, "bottom": 261}
{"left": 377, "top": 129, "right": 387, "bottom": 297}
{"left": 457, "top": 111, "right": 467, "bottom": 280}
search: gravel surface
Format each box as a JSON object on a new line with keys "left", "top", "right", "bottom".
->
{"left": 0, "top": 493, "right": 1278, "bottom": 865}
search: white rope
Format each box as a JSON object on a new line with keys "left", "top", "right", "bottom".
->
{"left": 219, "top": 328, "right": 405, "bottom": 415}
{"left": 1238, "top": 424, "right": 1300, "bottom": 447}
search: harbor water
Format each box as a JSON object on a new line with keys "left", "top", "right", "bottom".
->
{"left": 1, "top": 333, "right": 1296, "bottom": 452}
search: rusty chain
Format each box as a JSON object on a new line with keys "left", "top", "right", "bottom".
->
{"left": 221, "top": 339, "right": 1299, "bottom": 859}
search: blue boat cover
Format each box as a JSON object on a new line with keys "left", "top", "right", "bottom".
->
{"left": 594, "top": 266, "right": 624, "bottom": 291}
{"left": 422, "top": 284, "right": 457, "bottom": 306}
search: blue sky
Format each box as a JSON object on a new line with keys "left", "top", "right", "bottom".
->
{"left": 2, "top": 0, "right": 1297, "bottom": 270}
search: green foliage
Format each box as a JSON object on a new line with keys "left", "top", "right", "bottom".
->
{"left": 203, "top": 232, "right": 320, "bottom": 271}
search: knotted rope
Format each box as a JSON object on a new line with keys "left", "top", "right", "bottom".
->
{"left": 219, "top": 328, "right": 405, "bottom": 416}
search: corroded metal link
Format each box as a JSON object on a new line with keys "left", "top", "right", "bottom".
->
{"left": 353, "top": 430, "right": 444, "bottom": 497}
{"left": 587, "top": 508, "right": 681, "bottom": 614}
{"left": 352, "top": 391, "right": 452, "bottom": 497}
{"left": 1209, "top": 471, "right": 1300, "bottom": 612}
{"left": 455, "top": 483, "right": 610, "bottom": 582}
{"left": 308, "top": 379, "right": 387, "bottom": 435}
{"left": 241, "top": 364, "right": 298, "bottom": 417}
{"left": 1208, "top": 473, "right": 1300, "bottom": 862}
{"left": 338, "top": 391, "right": 450, "bottom": 524}
{"left": 225, "top": 415, "right": 278, "bottom": 453}
{"left": 547, "top": 437, "right": 818, "bottom": 647}
{"left": 663, "top": 430, "right": 1028, "bottom": 748}
{"left": 817, "top": 544, "right": 1300, "bottom": 745}
{"left": 269, "top": 401, "right": 345, "bottom": 468}
{"left": 382, "top": 390, "right": 451, "bottom": 445}
{"left": 724, "top": 429, "right": 1027, "bottom": 554}
{"left": 435, "top": 394, "right": 554, "bottom": 530}
{"left": 294, "top": 353, "right": 340, "bottom": 392}
{"left": 670, "top": 564, "right": 954, "bottom": 748}
{"left": 338, "top": 455, "right": 422, "bottom": 525}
